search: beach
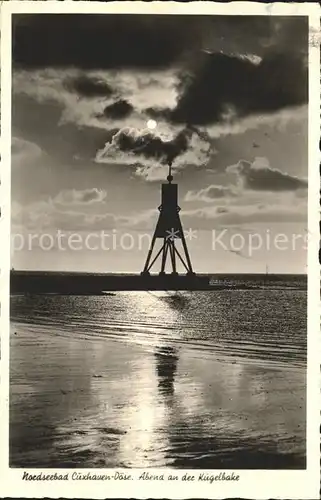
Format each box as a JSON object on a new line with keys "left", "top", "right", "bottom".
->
{"left": 10, "top": 286, "right": 306, "bottom": 468}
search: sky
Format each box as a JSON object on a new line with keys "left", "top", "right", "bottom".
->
{"left": 11, "top": 14, "right": 308, "bottom": 273}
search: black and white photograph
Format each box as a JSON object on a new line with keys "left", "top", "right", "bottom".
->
{"left": 1, "top": 2, "right": 320, "bottom": 498}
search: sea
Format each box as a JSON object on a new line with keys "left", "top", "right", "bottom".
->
{"left": 10, "top": 278, "right": 307, "bottom": 469}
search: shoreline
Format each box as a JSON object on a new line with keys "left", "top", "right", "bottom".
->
{"left": 10, "top": 271, "right": 307, "bottom": 294}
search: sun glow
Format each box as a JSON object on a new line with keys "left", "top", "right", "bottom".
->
{"left": 146, "top": 119, "right": 157, "bottom": 130}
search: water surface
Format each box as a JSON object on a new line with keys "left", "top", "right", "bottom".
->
{"left": 10, "top": 288, "right": 306, "bottom": 468}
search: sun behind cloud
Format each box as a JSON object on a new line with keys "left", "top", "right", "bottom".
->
{"left": 146, "top": 119, "right": 157, "bottom": 130}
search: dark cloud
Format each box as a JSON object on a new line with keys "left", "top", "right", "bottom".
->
{"left": 12, "top": 14, "right": 202, "bottom": 69}
{"left": 12, "top": 14, "right": 308, "bottom": 183}
{"left": 170, "top": 51, "right": 307, "bottom": 126}
{"left": 228, "top": 159, "right": 308, "bottom": 191}
{"left": 64, "top": 75, "right": 113, "bottom": 98}
{"left": 111, "top": 127, "right": 193, "bottom": 165}
{"left": 13, "top": 15, "right": 308, "bottom": 128}
{"left": 12, "top": 15, "right": 307, "bottom": 71}
{"left": 103, "top": 100, "right": 133, "bottom": 119}
{"left": 145, "top": 107, "right": 172, "bottom": 121}
{"left": 202, "top": 16, "right": 308, "bottom": 59}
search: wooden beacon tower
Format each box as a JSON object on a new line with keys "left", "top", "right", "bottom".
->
{"left": 142, "top": 162, "right": 194, "bottom": 276}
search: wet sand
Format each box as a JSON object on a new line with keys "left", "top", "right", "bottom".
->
{"left": 10, "top": 290, "right": 306, "bottom": 468}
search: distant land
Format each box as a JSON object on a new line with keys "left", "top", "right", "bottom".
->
{"left": 10, "top": 270, "right": 307, "bottom": 295}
